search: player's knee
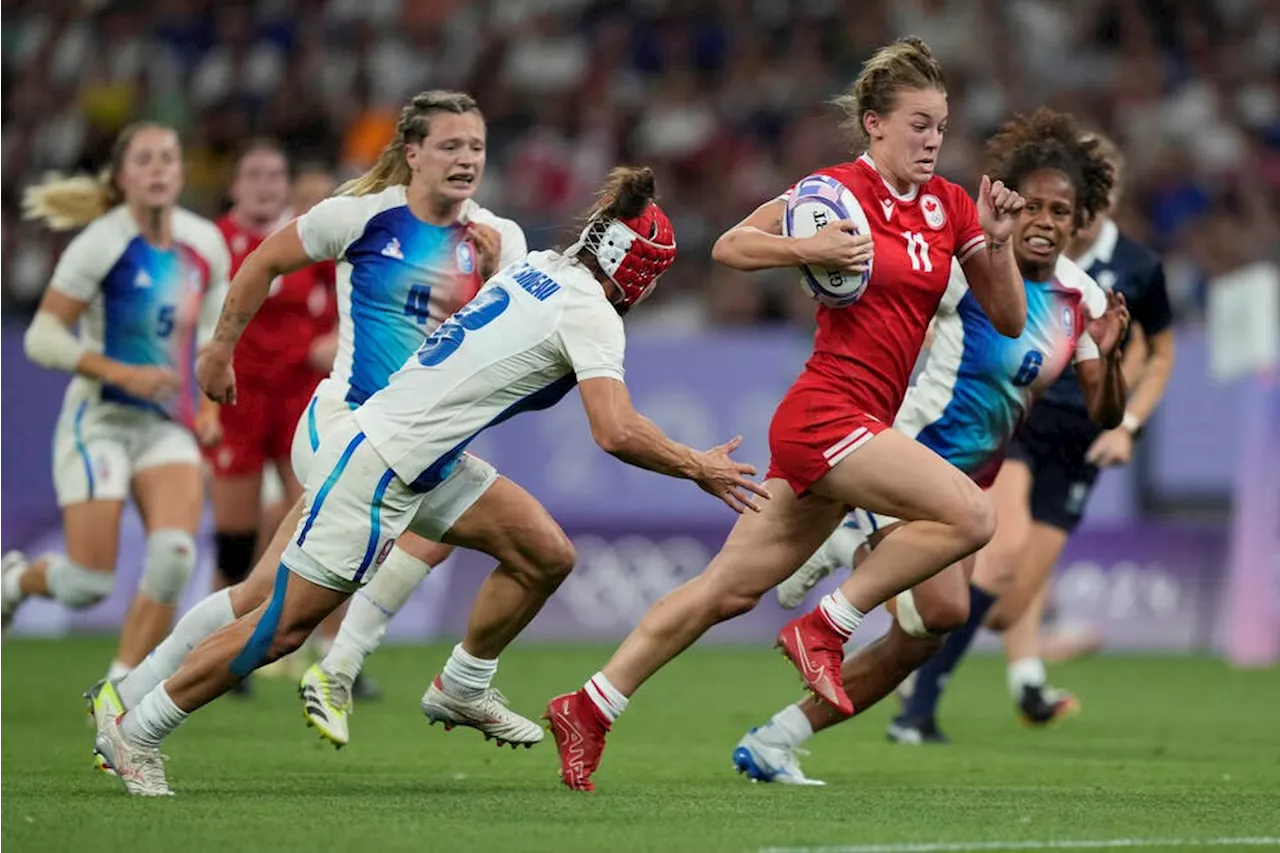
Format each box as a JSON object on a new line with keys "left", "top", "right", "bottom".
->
{"left": 139, "top": 529, "right": 197, "bottom": 605}
{"left": 46, "top": 555, "right": 115, "bottom": 608}
{"left": 951, "top": 487, "right": 996, "bottom": 554}
{"left": 513, "top": 526, "right": 577, "bottom": 588}
{"left": 914, "top": 588, "right": 970, "bottom": 635}
{"left": 702, "top": 558, "right": 765, "bottom": 621}
{"left": 214, "top": 531, "right": 257, "bottom": 586}
{"left": 715, "top": 589, "right": 762, "bottom": 622}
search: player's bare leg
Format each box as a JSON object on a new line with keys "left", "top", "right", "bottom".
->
{"left": 892, "top": 461, "right": 1035, "bottom": 737}
{"left": 109, "top": 499, "right": 301, "bottom": 714}
{"left": 548, "top": 482, "right": 846, "bottom": 790}
{"left": 97, "top": 568, "right": 349, "bottom": 795}
{"left": 778, "top": 429, "right": 995, "bottom": 715}
{"left": 409, "top": 477, "right": 575, "bottom": 748}
{"left": 115, "top": 463, "right": 203, "bottom": 672}
{"left": 302, "top": 532, "right": 452, "bottom": 746}
{"left": 987, "top": 522, "right": 1082, "bottom": 723}
{"left": 210, "top": 470, "right": 263, "bottom": 593}
{"left": 4, "top": 499, "right": 124, "bottom": 633}
{"left": 734, "top": 558, "right": 968, "bottom": 783}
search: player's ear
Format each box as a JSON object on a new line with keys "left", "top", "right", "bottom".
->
{"left": 863, "top": 111, "right": 883, "bottom": 142}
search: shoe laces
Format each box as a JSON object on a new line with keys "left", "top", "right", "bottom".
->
{"left": 328, "top": 680, "right": 353, "bottom": 714}
{"left": 135, "top": 747, "right": 171, "bottom": 793}
{"left": 480, "top": 687, "right": 514, "bottom": 712}
{"left": 770, "top": 743, "right": 815, "bottom": 780}
{"left": 314, "top": 672, "right": 353, "bottom": 714}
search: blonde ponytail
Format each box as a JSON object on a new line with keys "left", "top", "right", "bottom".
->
{"left": 22, "top": 171, "right": 117, "bottom": 231}
{"left": 337, "top": 141, "right": 412, "bottom": 197}
{"left": 337, "top": 90, "right": 481, "bottom": 197}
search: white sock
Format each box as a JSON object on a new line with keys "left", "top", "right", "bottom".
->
{"left": 439, "top": 643, "right": 497, "bottom": 699}
{"left": 583, "top": 671, "right": 628, "bottom": 723}
{"left": 818, "top": 588, "right": 864, "bottom": 637}
{"left": 116, "top": 588, "right": 236, "bottom": 710}
{"left": 120, "top": 685, "right": 188, "bottom": 749}
{"left": 757, "top": 703, "right": 814, "bottom": 749}
{"left": 1008, "top": 656, "right": 1047, "bottom": 699}
{"left": 106, "top": 660, "right": 133, "bottom": 681}
{"left": 323, "top": 547, "right": 432, "bottom": 682}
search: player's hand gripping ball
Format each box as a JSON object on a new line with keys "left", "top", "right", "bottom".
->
{"left": 783, "top": 174, "right": 874, "bottom": 308}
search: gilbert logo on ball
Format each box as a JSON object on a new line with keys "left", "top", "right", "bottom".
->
{"left": 782, "top": 174, "right": 873, "bottom": 308}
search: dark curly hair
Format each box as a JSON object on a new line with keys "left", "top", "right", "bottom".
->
{"left": 985, "top": 108, "right": 1114, "bottom": 231}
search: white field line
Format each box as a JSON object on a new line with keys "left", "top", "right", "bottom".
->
{"left": 759, "top": 837, "right": 1280, "bottom": 853}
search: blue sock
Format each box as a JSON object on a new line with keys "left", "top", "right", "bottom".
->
{"left": 898, "top": 583, "right": 997, "bottom": 722}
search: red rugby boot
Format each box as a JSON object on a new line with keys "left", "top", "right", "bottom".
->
{"left": 777, "top": 609, "right": 854, "bottom": 716}
{"left": 545, "top": 689, "right": 611, "bottom": 792}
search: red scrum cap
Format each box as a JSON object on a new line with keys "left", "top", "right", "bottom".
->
{"left": 578, "top": 202, "right": 677, "bottom": 310}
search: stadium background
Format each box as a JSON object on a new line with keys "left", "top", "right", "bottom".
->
{"left": 2, "top": 0, "right": 1277, "bottom": 660}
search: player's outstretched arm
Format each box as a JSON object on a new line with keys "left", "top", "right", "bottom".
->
{"left": 578, "top": 377, "right": 770, "bottom": 513}
{"left": 197, "top": 221, "right": 313, "bottom": 403}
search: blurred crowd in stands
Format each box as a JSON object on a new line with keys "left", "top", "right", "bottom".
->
{"left": 4, "top": 0, "right": 1279, "bottom": 330}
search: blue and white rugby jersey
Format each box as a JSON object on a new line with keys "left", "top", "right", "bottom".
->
{"left": 354, "top": 250, "right": 626, "bottom": 493}
{"left": 297, "top": 187, "right": 527, "bottom": 406}
{"left": 50, "top": 205, "right": 230, "bottom": 424}
{"left": 894, "top": 256, "right": 1107, "bottom": 486}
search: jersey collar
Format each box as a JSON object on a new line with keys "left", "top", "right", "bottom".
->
{"left": 1071, "top": 217, "right": 1119, "bottom": 270}
{"left": 858, "top": 153, "right": 920, "bottom": 202}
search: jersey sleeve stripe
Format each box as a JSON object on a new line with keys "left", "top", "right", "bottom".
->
{"left": 956, "top": 235, "right": 986, "bottom": 263}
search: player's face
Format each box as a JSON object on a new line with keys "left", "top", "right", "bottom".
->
{"left": 1014, "top": 168, "right": 1077, "bottom": 278}
{"left": 231, "top": 149, "right": 290, "bottom": 223}
{"left": 406, "top": 111, "right": 487, "bottom": 205}
{"left": 118, "top": 127, "right": 183, "bottom": 210}
{"left": 292, "top": 170, "right": 337, "bottom": 216}
{"left": 865, "top": 87, "right": 948, "bottom": 187}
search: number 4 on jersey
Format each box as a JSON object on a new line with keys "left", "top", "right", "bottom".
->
{"left": 901, "top": 231, "right": 933, "bottom": 273}
{"left": 404, "top": 284, "right": 432, "bottom": 324}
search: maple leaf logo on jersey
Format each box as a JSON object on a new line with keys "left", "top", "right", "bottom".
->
{"left": 381, "top": 238, "right": 405, "bottom": 260}
{"left": 920, "top": 194, "right": 946, "bottom": 230}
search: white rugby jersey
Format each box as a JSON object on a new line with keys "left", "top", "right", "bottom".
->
{"left": 354, "top": 250, "right": 625, "bottom": 492}
{"left": 50, "top": 205, "right": 229, "bottom": 424}
{"left": 894, "top": 255, "right": 1107, "bottom": 485}
{"left": 297, "top": 186, "right": 526, "bottom": 406}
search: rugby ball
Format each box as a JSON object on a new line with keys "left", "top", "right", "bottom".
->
{"left": 782, "top": 174, "right": 873, "bottom": 308}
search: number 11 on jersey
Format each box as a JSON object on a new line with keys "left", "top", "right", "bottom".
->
{"left": 901, "top": 231, "right": 933, "bottom": 273}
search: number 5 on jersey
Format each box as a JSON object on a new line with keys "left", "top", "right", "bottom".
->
{"left": 901, "top": 231, "right": 933, "bottom": 273}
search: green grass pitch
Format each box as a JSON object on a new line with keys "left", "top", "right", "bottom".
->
{"left": 3, "top": 638, "right": 1278, "bottom": 853}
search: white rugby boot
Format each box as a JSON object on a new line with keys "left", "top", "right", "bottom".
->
{"left": 2, "top": 551, "right": 30, "bottom": 635}
{"left": 776, "top": 522, "right": 867, "bottom": 609}
{"left": 86, "top": 679, "right": 125, "bottom": 773}
{"left": 421, "top": 677, "right": 544, "bottom": 747}
{"left": 299, "top": 664, "right": 352, "bottom": 748}
{"left": 93, "top": 718, "right": 172, "bottom": 796}
{"left": 731, "top": 727, "right": 826, "bottom": 785}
